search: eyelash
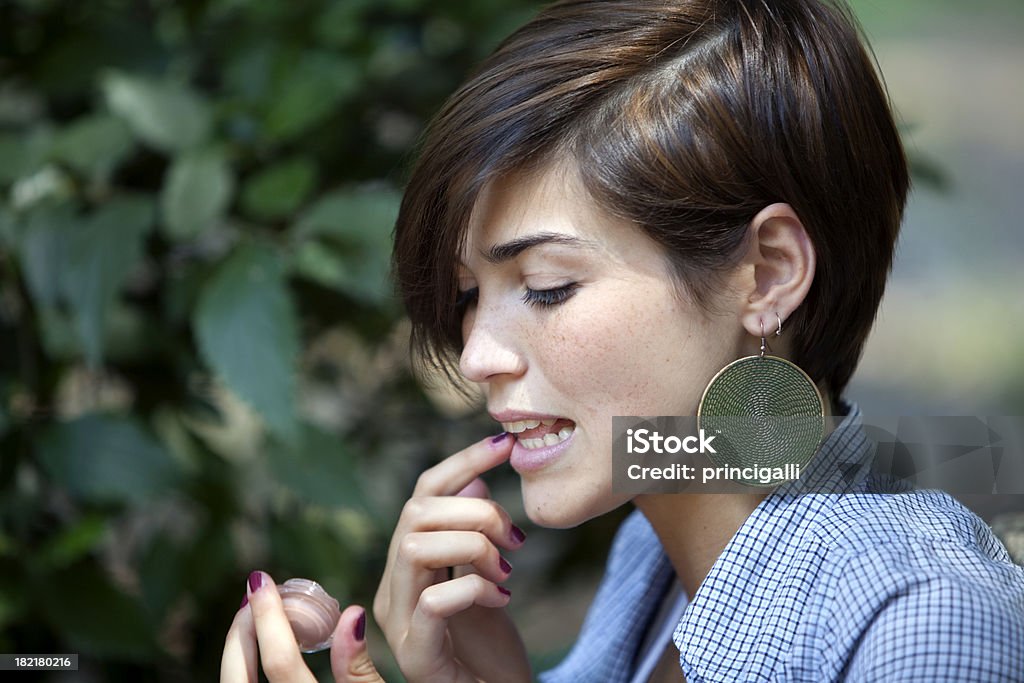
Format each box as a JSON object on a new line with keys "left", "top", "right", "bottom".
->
{"left": 454, "top": 284, "right": 579, "bottom": 310}
{"left": 523, "top": 283, "right": 579, "bottom": 308}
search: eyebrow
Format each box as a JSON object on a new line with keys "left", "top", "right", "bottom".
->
{"left": 481, "top": 232, "right": 598, "bottom": 265}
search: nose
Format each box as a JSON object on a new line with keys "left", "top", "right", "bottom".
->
{"left": 459, "top": 307, "right": 527, "bottom": 383}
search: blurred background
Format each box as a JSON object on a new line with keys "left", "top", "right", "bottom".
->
{"left": 0, "top": 0, "right": 1020, "bottom": 680}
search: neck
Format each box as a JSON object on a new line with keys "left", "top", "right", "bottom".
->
{"left": 633, "top": 492, "right": 769, "bottom": 599}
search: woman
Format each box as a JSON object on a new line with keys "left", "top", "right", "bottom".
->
{"left": 222, "top": 1, "right": 1024, "bottom": 681}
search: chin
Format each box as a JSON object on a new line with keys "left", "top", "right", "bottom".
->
{"left": 520, "top": 481, "right": 629, "bottom": 529}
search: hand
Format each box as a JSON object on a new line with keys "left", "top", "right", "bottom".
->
{"left": 373, "top": 432, "right": 532, "bottom": 682}
{"left": 220, "top": 570, "right": 385, "bottom": 682}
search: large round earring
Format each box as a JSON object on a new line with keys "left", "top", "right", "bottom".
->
{"left": 696, "top": 313, "right": 825, "bottom": 486}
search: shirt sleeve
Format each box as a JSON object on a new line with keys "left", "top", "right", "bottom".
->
{"left": 843, "top": 573, "right": 1024, "bottom": 682}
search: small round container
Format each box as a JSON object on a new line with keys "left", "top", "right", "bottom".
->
{"left": 277, "top": 578, "right": 342, "bottom": 653}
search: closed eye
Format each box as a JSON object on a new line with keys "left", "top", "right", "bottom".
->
{"left": 523, "top": 283, "right": 578, "bottom": 308}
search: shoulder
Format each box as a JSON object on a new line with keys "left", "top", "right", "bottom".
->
{"left": 840, "top": 562, "right": 1024, "bottom": 681}
{"left": 807, "top": 492, "right": 1024, "bottom": 680}
{"left": 809, "top": 489, "right": 1024, "bottom": 620}
{"left": 813, "top": 487, "right": 1018, "bottom": 566}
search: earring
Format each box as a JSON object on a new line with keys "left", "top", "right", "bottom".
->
{"left": 697, "top": 313, "right": 825, "bottom": 486}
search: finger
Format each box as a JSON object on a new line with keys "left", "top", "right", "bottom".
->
{"left": 391, "top": 530, "right": 512, "bottom": 627}
{"left": 220, "top": 597, "right": 259, "bottom": 683}
{"left": 331, "top": 606, "right": 385, "bottom": 683}
{"left": 246, "top": 571, "right": 317, "bottom": 683}
{"left": 412, "top": 432, "right": 512, "bottom": 497}
{"left": 376, "top": 486, "right": 525, "bottom": 635}
{"left": 397, "top": 496, "right": 525, "bottom": 551}
{"left": 455, "top": 477, "right": 490, "bottom": 499}
{"left": 402, "top": 574, "right": 511, "bottom": 670}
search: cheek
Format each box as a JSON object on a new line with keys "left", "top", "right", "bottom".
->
{"left": 537, "top": 285, "right": 712, "bottom": 416}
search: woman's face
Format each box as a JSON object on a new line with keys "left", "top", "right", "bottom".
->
{"left": 457, "top": 164, "right": 747, "bottom": 527}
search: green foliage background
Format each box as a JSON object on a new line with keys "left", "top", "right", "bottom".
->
{"left": 0, "top": 0, "right": 549, "bottom": 679}
{"left": 2, "top": 0, "right": 1016, "bottom": 680}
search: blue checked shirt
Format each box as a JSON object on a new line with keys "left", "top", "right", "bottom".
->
{"left": 539, "top": 404, "right": 1024, "bottom": 682}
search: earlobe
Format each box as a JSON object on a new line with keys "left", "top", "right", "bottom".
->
{"left": 740, "top": 203, "right": 816, "bottom": 338}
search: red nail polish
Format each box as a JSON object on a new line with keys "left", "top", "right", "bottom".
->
{"left": 497, "top": 585, "right": 511, "bottom": 597}
{"left": 354, "top": 610, "right": 366, "bottom": 641}
{"left": 240, "top": 594, "right": 248, "bottom": 609}
{"left": 510, "top": 525, "right": 526, "bottom": 544}
{"left": 248, "top": 571, "right": 263, "bottom": 593}
{"left": 499, "top": 557, "right": 512, "bottom": 574}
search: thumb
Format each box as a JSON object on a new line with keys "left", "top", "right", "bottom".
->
{"left": 331, "top": 606, "right": 385, "bottom": 683}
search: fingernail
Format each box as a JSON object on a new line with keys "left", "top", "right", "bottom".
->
{"left": 510, "top": 525, "right": 526, "bottom": 544}
{"left": 239, "top": 594, "right": 248, "bottom": 609}
{"left": 499, "top": 556, "right": 512, "bottom": 574}
{"left": 490, "top": 431, "right": 509, "bottom": 444}
{"left": 354, "top": 610, "right": 366, "bottom": 641}
{"left": 497, "top": 585, "right": 511, "bottom": 597}
{"left": 248, "top": 570, "right": 263, "bottom": 593}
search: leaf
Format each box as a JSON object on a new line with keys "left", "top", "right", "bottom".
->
{"left": 194, "top": 244, "right": 300, "bottom": 441}
{"left": 291, "top": 240, "right": 349, "bottom": 290}
{"left": 240, "top": 157, "right": 317, "bottom": 221}
{"left": 37, "top": 414, "right": 181, "bottom": 505}
{"left": 62, "top": 196, "right": 154, "bottom": 367}
{"left": 16, "top": 202, "right": 76, "bottom": 309}
{"left": 0, "top": 128, "right": 52, "bottom": 184}
{"left": 37, "top": 515, "right": 108, "bottom": 569}
{"left": 40, "top": 563, "right": 157, "bottom": 660}
{"left": 36, "top": 308, "right": 81, "bottom": 361}
{"left": 102, "top": 72, "right": 211, "bottom": 152}
{"left": 179, "top": 524, "right": 235, "bottom": 599}
{"left": 291, "top": 188, "right": 399, "bottom": 302}
{"left": 160, "top": 149, "right": 234, "bottom": 240}
{"left": 0, "top": 204, "right": 14, "bottom": 248}
{"left": 264, "top": 52, "right": 360, "bottom": 142}
{"left": 50, "top": 114, "right": 135, "bottom": 179}
{"left": 266, "top": 424, "right": 368, "bottom": 509}
{"left": 138, "top": 533, "right": 188, "bottom": 621}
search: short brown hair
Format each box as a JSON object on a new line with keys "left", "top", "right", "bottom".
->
{"left": 392, "top": 0, "right": 909, "bottom": 399}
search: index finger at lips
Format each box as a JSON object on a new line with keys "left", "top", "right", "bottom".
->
{"left": 246, "top": 571, "right": 318, "bottom": 683}
{"left": 413, "top": 433, "right": 513, "bottom": 497}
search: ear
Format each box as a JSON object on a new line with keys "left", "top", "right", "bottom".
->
{"left": 738, "top": 203, "right": 815, "bottom": 339}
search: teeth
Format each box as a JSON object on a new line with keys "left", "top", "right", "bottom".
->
{"left": 541, "top": 418, "right": 556, "bottom": 426}
{"left": 500, "top": 418, "right": 551, "bottom": 433}
{"left": 516, "top": 425, "right": 576, "bottom": 450}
